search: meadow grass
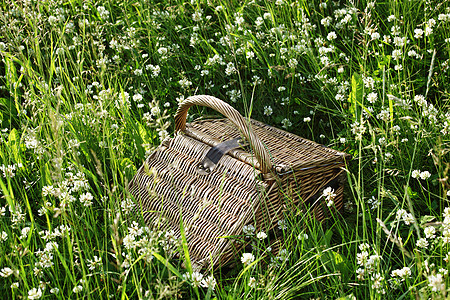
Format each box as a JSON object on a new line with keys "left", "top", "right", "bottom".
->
{"left": 0, "top": 0, "right": 450, "bottom": 299}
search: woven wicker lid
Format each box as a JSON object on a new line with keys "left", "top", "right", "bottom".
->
{"left": 185, "top": 118, "right": 351, "bottom": 174}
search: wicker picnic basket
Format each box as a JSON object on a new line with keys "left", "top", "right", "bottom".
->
{"left": 128, "top": 95, "right": 351, "bottom": 270}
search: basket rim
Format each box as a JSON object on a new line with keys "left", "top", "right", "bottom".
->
{"left": 186, "top": 118, "right": 352, "bottom": 173}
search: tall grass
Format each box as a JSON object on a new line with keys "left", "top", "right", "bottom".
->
{"left": 0, "top": 0, "right": 449, "bottom": 298}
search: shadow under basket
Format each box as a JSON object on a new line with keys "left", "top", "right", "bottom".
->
{"left": 128, "top": 95, "right": 351, "bottom": 270}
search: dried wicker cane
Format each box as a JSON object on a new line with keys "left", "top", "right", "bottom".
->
{"left": 128, "top": 95, "right": 350, "bottom": 270}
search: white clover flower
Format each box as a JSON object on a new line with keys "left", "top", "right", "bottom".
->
{"left": 234, "top": 13, "right": 245, "bottom": 26}
{"left": 242, "top": 224, "right": 255, "bottom": 236}
{"left": 278, "top": 86, "right": 286, "bottom": 92}
{"left": 79, "top": 192, "right": 93, "bottom": 206}
{"left": 226, "top": 89, "right": 241, "bottom": 102}
{"left": 356, "top": 251, "right": 369, "bottom": 266}
{"left": 378, "top": 137, "right": 387, "bottom": 146}
{"left": 350, "top": 121, "right": 366, "bottom": 141}
{"left": 428, "top": 273, "right": 444, "bottom": 292}
{"left": 123, "top": 234, "right": 136, "bottom": 250}
{"left": 368, "top": 196, "right": 381, "bottom": 209}
{"left": 359, "top": 243, "right": 371, "bottom": 251}
{"left": 371, "top": 273, "right": 384, "bottom": 292}
{"left": 179, "top": 78, "right": 192, "bottom": 89}
{"left": 11, "top": 282, "right": 19, "bottom": 288}
{"left": 277, "top": 249, "right": 289, "bottom": 263}
{"left": 97, "top": 6, "right": 109, "bottom": 20}
{"left": 255, "top": 17, "right": 264, "bottom": 27}
{"left": 151, "top": 106, "right": 160, "bottom": 116}
{"left": 133, "top": 93, "right": 143, "bottom": 102}
{"left": 391, "top": 25, "right": 401, "bottom": 35}
{"left": 444, "top": 207, "right": 450, "bottom": 220}
{"left": 20, "top": 227, "right": 31, "bottom": 239}
{"left": 366, "top": 254, "right": 381, "bottom": 269}
{"left": 241, "top": 253, "right": 255, "bottom": 266}
{"left": 391, "top": 266, "right": 411, "bottom": 280}
{"left": 50, "top": 287, "right": 59, "bottom": 294}
{"left": 147, "top": 64, "right": 161, "bottom": 77}
{"left": 408, "top": 49, "right": 418, "bottom": 57}
{"left": 403, "top": 213, "right": 415, "bottom": 225}
{"left": 0, "top": 164, "right": 17, "bottom": 178}
{"left": 412, "top": 170, "right": 421, "bottom": 179}
{"left": 192, "top": 10, "right": 202, "bottom": 22}
{"left": 424, "top": 226, "right": 436, "bottom": 239}
{"left": 416, "top": 238, "right": 429, "bottom": 249}
{"left": 428, "top": 18, "right": 436, "bottom": 27}
{"left": 327, "top": 31, "right": 337, "bottom": 41}
{"left": 157, "top": 47, "right": 168, "bottom": 56}
{"left": 371, "top": 32, "right": 380, "bottom": 40}
{"left": 392, "top": 49, "right": 402, "bottom": 61}
{"left": 48, "top": 16, "right": 58, "bottom": 25}
{"left": 87, "top": 256, "right": 102, "bottom": 271}
{"left": 288, "top": 58, "right": 298, "bottom": 68}
{"left": 298, "top": 232, "right": 308, "bottom": 240}
{"left": 442, "top": 229, "right": 450, "bottom": 244}
{"left": 73, "top": 285, "right": 83, "bottom": 293}
{"left": 278, "top": 219, "right": 287, "bottom": 230}
{"left": 0, "top": 267, "right": 14, "bottom": 277}
{"left": 281, "top": 118, "right": 292, "bottom": 129}
{"left": 256, "top": 231, "right": 267, "bottom": 240}
{"left": 28, "top": 287, "right": 43, "bottom": 299}
{"left": 263, "top": 106, "right": 273, "bottom": 116}
{"left": 414, "top": 95, "right": 427, "bottom": 106}
{"left": 246, "top": 51, "right": 255, "bottom": 59}
{"left": 158, "top": 129, "right": 168, "bottom": 141}
{"left": 447, "top": 190, "right": 450, "bottom": 197}
{"left": 414, "top": 28, "right": 423, "bottom": 39}
{"left": 248, "top": 277, "right": 257, "bottom": 288}
{"left": 367, "top": 92, "right": 377, "bottom": 104}
{"left": 188, "top": 271, "right": 204, "bottom": 287}
{"left": 356, "top": 268, "right": 365, "bottom": 280}
{"left": 419, "top": 171, "right": 431, "bottom": 180}
{"left": 1, "top": 231, "right": 7, "bottom": 241}
{"left": 438, "top": 14, "right": 450, "bottom": 21}
{"left": 200, "top": 275, "right": 216, "bottom": 290}
{"left": 225, "top": 62, "right": 237, "bottom": 76}
{"left": 303, "top": 117, "right": 311, "bottom": 123}
{"left": 393, "top": 36, "right": 406, "bottom": 47}
{"left": 322, "top": 187, "right": 336, "bottom": 202}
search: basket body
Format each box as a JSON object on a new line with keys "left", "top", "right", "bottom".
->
{"left": 128, "top": 97, "right": 350, "bottom": 270}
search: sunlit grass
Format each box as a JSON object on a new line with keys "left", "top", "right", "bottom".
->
{"left": 0, "top": 0, "right": 449, "bottom": 299}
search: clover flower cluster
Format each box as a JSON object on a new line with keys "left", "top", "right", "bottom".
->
{"left": 182, "top": 271, "right": 217, "bottom": 290}
{"left": 41, "top": 168, "right": 91, "bottom": 214}
{"left": 355, "top": 243, "right": 386, "bottom": 294}
{"left": 121, "top": 221, "right": 179, "bottom": 270}
{"left": 0, "top": 163, "right": 23, "bottom": 178}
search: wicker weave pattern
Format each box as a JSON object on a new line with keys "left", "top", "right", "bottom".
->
{"left": 129, "top": 95, "right": 350, "bottom": 270}
{"left": 129, "top": 134, "right": 276, "bottom": 268}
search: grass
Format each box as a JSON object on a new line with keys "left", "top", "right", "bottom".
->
{"left": 0, "top": 0, "right": 449, "bottom": 299}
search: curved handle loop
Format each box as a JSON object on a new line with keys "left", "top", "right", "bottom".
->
{"left": 174, "top": 95, "right": 273, "bottom": 174}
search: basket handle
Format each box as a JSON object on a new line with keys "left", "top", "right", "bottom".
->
{"left": 174, "top": 95, "right": 273, "bottom": 174}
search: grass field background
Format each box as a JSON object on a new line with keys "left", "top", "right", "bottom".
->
{"left": 0, "top": 0, "right": 450, "bottom": 299}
